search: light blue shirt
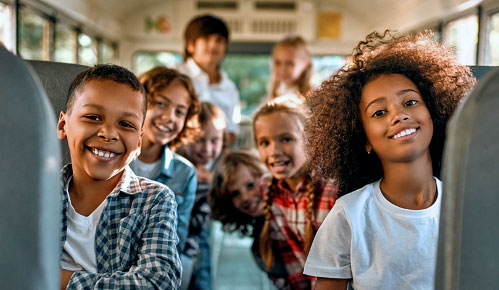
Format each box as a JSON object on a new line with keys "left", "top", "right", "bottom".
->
{"left": 131, "top": 146, "right": 197, "bottom": 253}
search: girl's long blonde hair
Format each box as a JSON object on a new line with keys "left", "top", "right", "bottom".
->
{"left": 268, "top": 35, "right": 312, "bottom": 100}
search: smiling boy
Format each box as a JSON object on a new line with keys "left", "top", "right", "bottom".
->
{"left": 57, "top": 65, "right": 181, "bottom": 289}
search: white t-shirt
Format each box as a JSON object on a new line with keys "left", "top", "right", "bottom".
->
{"left": 130, "top": 157, "right": 162, "bottom": 180}
{"left": 60, "top": 178, "right": 108, "bottom": 273}
{"left": 304, "top": 178, "right": 442, "bottom": 290}
{"left": 175, "top": 58, "right": 241, "bottom": 134}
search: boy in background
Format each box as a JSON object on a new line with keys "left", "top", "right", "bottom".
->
{"left": 57, "top": 64, "right": 181, "bottom": 289}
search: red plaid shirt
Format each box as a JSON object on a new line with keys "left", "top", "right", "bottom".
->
{"left": 269, "top": 177, "right": 337, "bottom": 289}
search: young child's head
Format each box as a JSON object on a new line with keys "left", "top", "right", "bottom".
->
{"left": 210, "top": 149, "right": 268, "bottom": 235}
{"left": 253, "top": 97, "right": 309, "bottom": 183}
{"left": 269, "top": 35, "right": 312, "bottom": 99}
{"left": 306, "top": 30, "right": 476, "bottom": 195}
{"left": 58, "top": 64, "right": 146, "bottom": 180}
{"left": 181, "top": 102, "right": 226, "bottom": 166}
{"left": 183, "top": 14, "right": 229, "bottom": 66}
{"left": 139, "top": 67, "right": 200, "bottom": 151}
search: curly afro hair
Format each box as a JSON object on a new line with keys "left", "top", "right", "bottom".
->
{"left": 306, "top": 30, "right": 476, "bottom": 196}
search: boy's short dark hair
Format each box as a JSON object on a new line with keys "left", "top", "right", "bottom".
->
{"left": 184, "top": 14, "right": 229, "bottom": 59}
{"left": 66, "top": 64, "right": 147, "bottom": 120}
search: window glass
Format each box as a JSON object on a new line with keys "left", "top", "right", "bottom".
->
{"left": 132, "top": 51, "right": 182, "bottom": 76}
{"left": 443, "top": 14, "right": 479, "bottom": 65}
{"left": 0, "top": 2, "right": 13, "bottom": 51}
{"left": 18, "top": 9, "right": 50, "bottom": 60}
{"left": 78, "top": 33, "right": 97, "bottom": 66}
{"left": 54, "top": 24, "right": 76, "bottom": 63}
{"left": 312, "top": 55, "right": 345, "bottom": 86}
{"left": 99, "top": 42, "right": 115, "bottom": 64}
{"left": 488, "top": 12, "right": 499, "bottom": 65}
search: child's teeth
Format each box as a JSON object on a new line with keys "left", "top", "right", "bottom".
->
{"left": 104, "top": 152, "right": 110, "bottom": 158}
{"left": 99, "top": 151, "right": 104, "bottom": 157}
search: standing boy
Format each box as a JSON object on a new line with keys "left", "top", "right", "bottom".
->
{"left": 57, "top": 65, "right": 181, "bottom": 289}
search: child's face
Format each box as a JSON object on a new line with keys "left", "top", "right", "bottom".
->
{"left": 255, "top": 111, "right": 307, "bottom": 182}
{"left": 143, "top": 80, "right": 191, "bottom": 146}
{"left": 57, "top": 80, "right": 144, "bottom": 181}
{"left": 228, "top": 164, "right": 265, "bottom": 217}
{"left": 360, "top": 74, "right": 433, "bottom": 164}
{"left": 188, "top": 34, "right": 227, "bottom": 66}
{"left": 183, "top": 121, "right": 224, "bottom": 166}
{"left": 273, "top": 45, "right": 309, "bottom": 86}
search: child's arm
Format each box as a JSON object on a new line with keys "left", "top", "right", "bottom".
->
{"left": 316, "top": 278, "right": 348, "bottom": 290}
{"left": 176, "top": 169, "right": 197, "bottom": 252}
{"left": 66, "top": 189, "right": 181, "bottom": 289}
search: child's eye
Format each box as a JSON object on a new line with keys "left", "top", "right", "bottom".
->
{"left": 120, "top": 121, "right": 136, "bottom": 129}
{"left": 155, "top": 101, "right": 166, "bottom": 107}
{"left": 258, "top": 140, "right": 269, "bottom": 147}
{"left": 282, "top": 137, "right": 293, "bottom": 143}
{"left": 371, "top": 110, "right": 386, "bottom": 117}
{"left": 84, "top": 115, "right": 101, "bottom": 121}
{"left": 246, "top": 182, "right": 255, "bottom": 190}
{"left": 176, "top": 110, "right": 186, "bottom": 116}
{"left": 405, "top": 100, "right": 418, "bottom": 106}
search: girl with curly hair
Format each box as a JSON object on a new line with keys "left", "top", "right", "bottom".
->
{"left": 254, "top": 97, "right": 337, "bottom": 289}
{"left": 303, "top": 30, "right": 476, "bottom": 290}
{"left": 131, "top": 66, "right": 200, "bottom": 254}
{"left": 268, "top": 35, "right": 313, "bottom": 101}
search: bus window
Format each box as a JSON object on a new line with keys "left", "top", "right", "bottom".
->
{"left": 488, "top": 12, "right": 499, "bottom": 65}
{"left": 132, "top": 51, "right": 182, "bottom": 76}
{"left": 78, "top": 33, "right": 97, "bottom": 66}
{"left": 18, "top": 9, "right": 50, "bottom": 60}
{"left": 54, "top": 24, "right": 76, "bottom": 63}
{"left": 443, "top": 14, "right": 479, "bottom": 65}
{"left": 223, "top": 54, "right": 270, "bottom": 116}
{"left": 0, "top": 2, "right": 13, "bottom": 51}
{"left": 312, "top": 55, "right": 345, "bottom": 86}
{"left": 99, "top": 42, "right": 116, "bottom": 64}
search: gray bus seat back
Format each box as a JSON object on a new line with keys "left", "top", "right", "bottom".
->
{"left": 0, "top": 47, "right": 61, "bottom": 290}
{"left": 436, "top": 67, "right": 499, "bottom": 290}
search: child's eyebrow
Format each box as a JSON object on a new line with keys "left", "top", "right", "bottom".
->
{"left": 82, "top": 103, "right": 141, "bottom": 120}
{"left": 364, "top": 97, "right": 385, "bottom": 112}
{"left": 364, "top": 89, "right": 420, "bottom": 112}
{"left": 396, "top": 89, "right": 420, "bottom": 97}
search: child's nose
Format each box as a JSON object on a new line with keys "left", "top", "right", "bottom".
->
{"left": 391, "top": 108, "right": 410, "bottom": 125}
{"left": 98, "top": 124, "right": 118, "bottom": 141}
{"left": 161, "top": 107, "right": 175, "bottom": 122}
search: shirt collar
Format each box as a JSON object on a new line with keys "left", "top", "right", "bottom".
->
{"left": 160, "top": 146, "right": 174, "bottom": 178}
{"left": 185, "top": 58, "right": 230, "bottom": 86}
{"left": 61, "top": 164, "right": 142, "bottom": 197}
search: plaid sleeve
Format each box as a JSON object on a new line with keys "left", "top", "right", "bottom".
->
{"left": 67, "top": 188, "right": 182, "bottom": 290}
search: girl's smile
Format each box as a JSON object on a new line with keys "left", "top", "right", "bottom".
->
{"left": 360, "top": 74, "right": 433, "bottom": 163}
{"left": 254, "top": 111, "right": 307, "bottom": 184}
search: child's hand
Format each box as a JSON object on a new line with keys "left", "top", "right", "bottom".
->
{"left": 60, "top": 269, "right": 74, "bottom": 290}
{"left": 196, "top": 165, "right": 213, "bottom": 183}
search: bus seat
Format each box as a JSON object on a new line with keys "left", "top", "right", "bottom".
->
{"left": 0, "top": 47, "right": 61, "bottom": 289}
{"left": 435, "top": 66, "right": 499, "bottom": 289}
{"left": 26, "top": 60, "right": 88, "bottom": 165}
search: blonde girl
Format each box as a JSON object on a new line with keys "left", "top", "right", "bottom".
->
{"left": 268, "top": 35, "right": 312, "bottom": 100}
{"left": 253, "top": 98, "right": 337, "bottom": 289}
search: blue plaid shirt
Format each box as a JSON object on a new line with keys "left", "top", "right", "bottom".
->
{"left": 60, "top": 164, "right": 181, "bottom": 289}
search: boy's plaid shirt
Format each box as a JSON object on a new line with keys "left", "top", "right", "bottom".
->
{"left": 269, "top": 177, "right": 337, "bottom": 289}
{"left": 60, "top": 165, "right": 182, "bottom": 289}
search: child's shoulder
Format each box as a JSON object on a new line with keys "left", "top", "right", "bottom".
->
{"left": 336, "top": 180, "right": 379, "bottom": 211}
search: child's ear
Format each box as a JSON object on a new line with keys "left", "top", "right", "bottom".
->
{"left": 57, "top": 111, "right": 67, "bottom": 140}
{"left": 186, "top": 40, "right": 195, "bottom": 55}
{"left": 135, "top": 129, "right": 144, "bottom": 157}
{"left": 365, "top": 144, "right": 373, "bottom": 154}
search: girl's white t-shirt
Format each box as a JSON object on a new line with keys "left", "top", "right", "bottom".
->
{"left": 60, "top": 178, "right": 108, "bottom": 273}
{"left": 304, "top": 178, "right": 442, "bottom": 290}
{"left": 130, "top": 157, "right": 162, "bottom": 180}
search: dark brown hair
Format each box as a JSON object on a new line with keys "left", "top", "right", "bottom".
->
{"left": 183, "top": 14, "right": 229, "bottom": 60}
{"left": 66, "top": 64, "right": 146, "bottom": 120}
{"left": 306, "top": 30, "right": 476, "bottom": 196}
{"left": 139, "top": 67, "right": 201, "bottom": 150}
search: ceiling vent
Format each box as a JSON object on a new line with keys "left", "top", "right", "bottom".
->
{"left": 196, "top": 1, "right": 238, "bottom": 10}
{"left": 254, "top": 1, "right": 296, "bottom": 11}
{"left": 226, "top": 18, "right": 244, "bottom": 34}
{"left": 251, "top": 19, "right": 296, "bottom": 35}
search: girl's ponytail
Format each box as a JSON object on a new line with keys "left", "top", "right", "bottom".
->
{"left": 259, "top": 178, "right": 277, "bottom": 270}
